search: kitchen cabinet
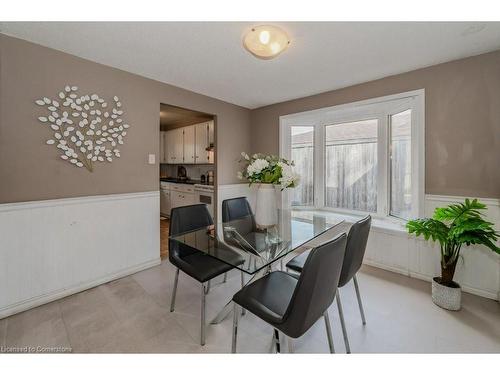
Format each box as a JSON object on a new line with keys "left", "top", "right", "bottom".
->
{"left": 195, "top": 122, "right": 210, "bottom": 164}
{"left": 167, "top": 128, "right": 183, "bottom": 163}
{"left": 160, "top": 131, "right": 168, "bottom": 164}
{"left": 171, "top": 191, "right": 196, "bottom": 208}
{"left": 160, "top": 189, "right": 171, "bottom": 216}
{"left": 163, "top": 182, "right": 196, "bottom": 210}
{"left": 207, "top": 121, "right": 214, "bottom": 164}
{"left": 164, "top": 121, "right": 214, "bottom": 164}
{"left": 183, "top": 125, "right": 196, "bottom": 164}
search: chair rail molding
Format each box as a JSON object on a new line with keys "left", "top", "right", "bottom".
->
{"left": 0, "top": 191, "right": 161, "bottom": 318}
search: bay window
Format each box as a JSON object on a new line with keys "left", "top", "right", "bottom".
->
{"left": 281, "top": 90, "right": 424, "bottom": 220}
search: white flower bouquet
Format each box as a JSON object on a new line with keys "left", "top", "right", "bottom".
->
{"left": 238, "top": 152, "right": 300, "bottom": 190}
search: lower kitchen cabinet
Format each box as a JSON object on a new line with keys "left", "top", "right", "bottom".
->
{"left": 171, "top": 191, "right": 196, "bottom": 208}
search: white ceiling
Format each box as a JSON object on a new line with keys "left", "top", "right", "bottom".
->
{"left": 1, "top": 22, "right": 500, "bottom": 109}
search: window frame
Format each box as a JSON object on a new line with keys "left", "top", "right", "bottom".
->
{"left": 279, "top": 89, "right": 425, "bottom": 220}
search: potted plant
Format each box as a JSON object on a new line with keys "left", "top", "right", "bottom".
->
{"left": 238, "top": 152, "right": 299, "bottom": 227}
{"left": 406, "top": 198, "right": 499, "bottom": 310}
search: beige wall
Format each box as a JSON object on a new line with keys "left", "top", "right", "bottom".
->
{"left": 2, "top": 33, "right": 499, "bottom": 203}
{"left": 250, "top": 50, "right": 500, "bottom": 199}
{"left": 0, "top": 34, "right": 251, "bottom": 203}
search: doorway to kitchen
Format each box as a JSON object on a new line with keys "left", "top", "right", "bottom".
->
{"left": 159, "top": 103, "right": 216, "bottom": 259}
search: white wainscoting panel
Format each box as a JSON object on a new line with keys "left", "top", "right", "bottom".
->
{"left": 218, "top": 185, "right": 500, "bottom": 300}
{"left": 0, "top": 191, "right": 161, "bottom": 318}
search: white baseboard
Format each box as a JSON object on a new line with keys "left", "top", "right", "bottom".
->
{"left": 364, "top": 259, "right": 499, "bottom": 301}
{"left": 0, "top": 257, "right": 160, "bottom": 319}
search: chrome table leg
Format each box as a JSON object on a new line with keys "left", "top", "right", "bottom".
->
{"left": 240, "top": 271, "right": 246, "bottom": 316}
{"left": 211, "top": 267, "right": 268, "bottom": 324}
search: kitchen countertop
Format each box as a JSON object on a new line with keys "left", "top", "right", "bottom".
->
{"left": 160, "top": 177, "right": 213, "bottom": 186}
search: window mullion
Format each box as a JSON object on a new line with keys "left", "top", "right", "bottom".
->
{"left": 315, "top": 122, "right": 325, "bottom": 209}
{"left": 377, "top": 114, "right": 389, "bottom": 217}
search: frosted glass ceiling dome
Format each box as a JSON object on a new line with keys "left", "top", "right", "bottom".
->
{"left": 243, "top": 25, "right": 290, "bottom": 60}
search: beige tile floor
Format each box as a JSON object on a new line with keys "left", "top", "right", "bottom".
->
{"left": 1, "top": 261, "right": 499, "bottom": 353}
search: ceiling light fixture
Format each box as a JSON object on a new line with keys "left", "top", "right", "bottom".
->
{"left": 243, "top": 25, "right": 290, "bottom": 60}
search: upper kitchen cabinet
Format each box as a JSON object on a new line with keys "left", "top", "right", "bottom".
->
{"left": 163, "top": 121, "right": 214, "bottom": 164}
{"left": 195, "top": 122, "right": 210, "bottom": 164}
{"left": 167, "top": 128, "right": 183, "bottom": 163}
{"left": 160, "top": 131, "right": 168, "bottom": 164}
{"left": 207, "top": 121, "right": 214, "bottom": 164}
{"left": 183, "top": 125, "right": 196, "bottom": 164}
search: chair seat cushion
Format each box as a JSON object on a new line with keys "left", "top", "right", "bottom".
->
{"left": 286, "top": 249, "right": 311, "bottom": 273}
{"left": 174, "top": 251, "right": 235, "bottom": 283}
{"left": 233, "top": 271, "right": 298, "bottom": 325}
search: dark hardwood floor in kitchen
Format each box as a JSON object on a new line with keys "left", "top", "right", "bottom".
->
{"left": 160, "top": 218, "right": 169, "bottom": 260}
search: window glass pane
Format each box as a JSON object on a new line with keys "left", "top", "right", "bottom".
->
{"left": 291, "top": 126, "right": 314, "bottom": 206}
{"left": 390, "top": 109, "right": 412, "bottom": 219}
{"left": 325, "top": 119, "right": 378, "bottom": 212}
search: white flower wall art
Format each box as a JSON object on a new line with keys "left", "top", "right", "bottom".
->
{"left": 35, "top": 85, "right": 131, "bottom": 172}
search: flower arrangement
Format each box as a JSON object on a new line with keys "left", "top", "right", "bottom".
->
{"left": 237, "top": 152, "right": 300, "bottom": 190}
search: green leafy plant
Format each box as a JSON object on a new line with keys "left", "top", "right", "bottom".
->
{"left": 406, "top": 199, "right": 499, "bottom": 286}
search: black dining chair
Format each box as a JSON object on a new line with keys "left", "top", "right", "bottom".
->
{"left": 286, "top": 215, "right": 372, "bottom": 353}
{"left": 169, "top": 204, "right": 244, "bottom": 346}
{"left": 222, "top": 197, "right": 279, "bottom": 269}
{"left": 231, "top": 233, "right": 347, "bottom": 353}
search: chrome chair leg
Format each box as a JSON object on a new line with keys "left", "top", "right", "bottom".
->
{"left": 269, "top": 334, "right": 276, "bottom": 353}
{"left": 232, "top": 304, "right": 240, "bottom": 353}
{"left": 170, "top": 268, "right": 179, "bottom": 312}
{"left": 323, "top": 310, "right": 335, "bottom": 354}
{"left": 287, "top": 336, "right": 294, "bottom": 353}
{"left": 336, "top": 291, "right": 350, "bottom": 353}
{"left": 201, "top": 283, "right": 208, "bottom": 346}
{"left": 274, "top": 329, "right": 281, "bottom": 353}
{"left": 223, "top": 273, "right": 228, "bottom": 283}
{"left": 353, "top": 275, "right": 366, "bottom": 325}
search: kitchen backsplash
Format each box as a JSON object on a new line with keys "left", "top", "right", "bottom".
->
{"left": 160, "top": 164, "right": 214, "bottom": 180}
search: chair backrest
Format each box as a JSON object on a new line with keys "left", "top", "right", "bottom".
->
{"left": 338, "top": 215, "right": 371, "bottom": 287}
{"left": 169, "top": 204, "right": 213, "bottom": 261}
{"left": 221, "top": 197, "right": 256, "bottom": 234}
{"left": 280, "top": 233, "right": 347, "bottom": 338}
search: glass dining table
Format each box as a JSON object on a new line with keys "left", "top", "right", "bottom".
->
{"left": 169, "top": 208, "right": 344, "bottom": 324}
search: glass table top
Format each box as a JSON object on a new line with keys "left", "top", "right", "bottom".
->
{"left": 169, "top": 209, "right": 344, "bottom": 274}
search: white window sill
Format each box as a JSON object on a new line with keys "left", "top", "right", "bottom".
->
{"left": 292, "top": 208, "right": 410, "bottom": 237}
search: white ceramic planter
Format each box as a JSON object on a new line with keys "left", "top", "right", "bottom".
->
{"left": 431, "top": 277, "right": 461, "bottom": 311}
{"left": 255, "top": 184, "right": 277, "bottom": 228}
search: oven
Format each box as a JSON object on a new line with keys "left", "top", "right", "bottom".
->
{"left": 194, "top": 184, "right": 214, "bottom": 217}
